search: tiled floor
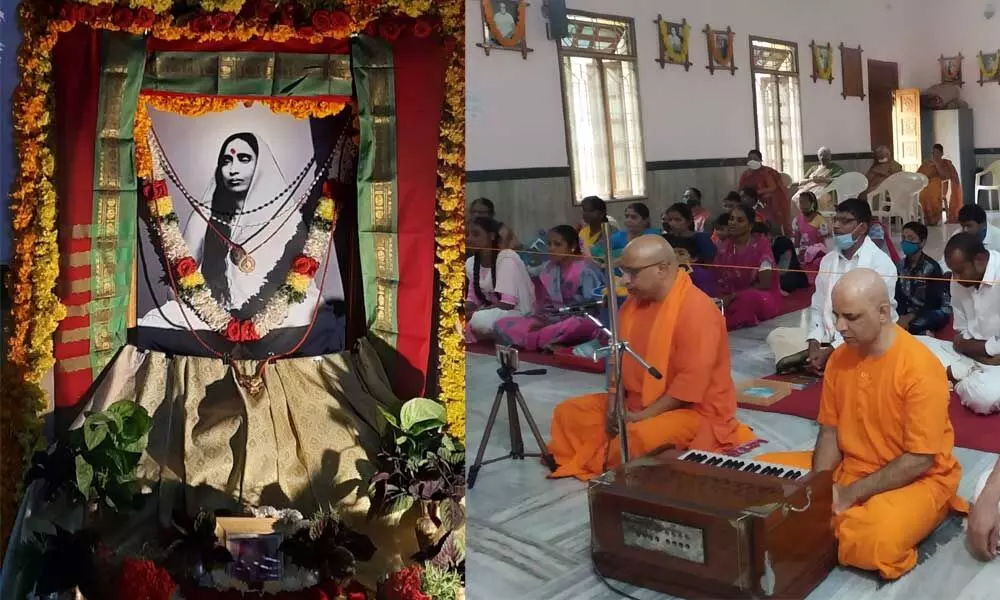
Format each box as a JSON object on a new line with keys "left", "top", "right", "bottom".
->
{"left": 465, "top": 224, "right": 1000, "bottom": 599}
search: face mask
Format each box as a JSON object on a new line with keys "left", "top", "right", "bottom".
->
{"left": 979, "top": 228, "right": 988, "bottom": 242}
{"left": 900, "top": 240, "right": 920, "bottom": 256}
{"left": 834, "top": 232, "right": 856, "bottom": 252}
{"left": 747, "top": 160, "right": 762, "bottom": 170}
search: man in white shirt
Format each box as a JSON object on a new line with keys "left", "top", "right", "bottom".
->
{"left": 939, "top": 205, "right": 1000, "bottom": 273}
{"left": 919, "top": 233, "right": 1000, "bottom": 415}
{"left": 768, "top": 198, "right": 898, "bottom": 372}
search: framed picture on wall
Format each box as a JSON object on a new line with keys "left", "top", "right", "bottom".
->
{"left": 978, "top": 50, "right": 1000, "bottom": 86}
{"left": 839, "top": 43, "right": 865, "bottom": 100}
{"left": 704, "top": 25, "right": 736, "bottom": 75}
{"left": 476, "top": 0, "right": 533, "bottom": 59}
{"left": 809, "top": 40, "right": 834, "bottom": 84}
{"left": 939, "top": 54, "right": 964, "bottom": 86}
{"left": 654, "top": 15, "right": 692, "bottom": 70}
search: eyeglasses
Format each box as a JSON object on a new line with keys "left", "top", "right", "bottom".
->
{"left": 619, "top": 261, "right": 665, "bottom": 278}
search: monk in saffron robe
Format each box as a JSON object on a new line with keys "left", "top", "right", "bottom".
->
{"left": 757, "top": 269, "right": 966, "bottom": 580}
{"left": 917, "top": 143, "right": 964, "bottom": 225}
{"left": 547, "top": 235, "right": 755, "bottom": 481}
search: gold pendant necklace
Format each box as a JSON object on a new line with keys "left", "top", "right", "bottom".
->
{"left": 233, "top": 361, "right": 266, "bottom": 398}
{"left": 230, "top": 246, "right": 256, "bottom": 274}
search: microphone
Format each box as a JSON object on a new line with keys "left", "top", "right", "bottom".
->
{"left": 555, "top": 299, "right": 605, "bottom": 314}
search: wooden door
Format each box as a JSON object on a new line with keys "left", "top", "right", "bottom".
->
{"left": 868, "top": 60, "right": 899, "bottom": 152}
{"left": 893, "top": 89, "right": 922, "bottom": 173}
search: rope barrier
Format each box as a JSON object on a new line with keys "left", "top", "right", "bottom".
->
{"left": 464, "top": 244, "right": 989, "bottom": 286}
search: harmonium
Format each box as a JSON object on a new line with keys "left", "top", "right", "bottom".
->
{"left": 589, "top": 448, "right": 837, "bottom": 599}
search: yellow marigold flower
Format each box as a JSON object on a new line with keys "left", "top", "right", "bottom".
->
{"left": 179, "top": 272, "right": 205, "bottom": 289}
{"left": 154, "top": 196, "right": 174, "bottom": 217}
{"left": 287, "top": 272, "right": 311, "bottom": 293}
{"left": 317, "top": 198, "right": 335, "bottom": 221}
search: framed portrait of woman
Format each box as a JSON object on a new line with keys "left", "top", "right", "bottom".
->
{"left": 654, "top": 15, "right": 691, "bottom": 71}
{"left": 704, "top": 25, "right": 737, "bottom": 75}
{"left": 477, "top": 0, "right": 533, "bottom": 58}
{"left": 939, "top": 54, "right": 964, "bottom": 86}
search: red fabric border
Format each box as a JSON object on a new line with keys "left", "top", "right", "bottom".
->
{"left": 389, "top": 33, "right": 446, "bottom": 397}
{"left": 140, "top": 90, "right": 354, "bottom": 103}
{"left": 52, "top": 27, "right": 102, "bottom": 408}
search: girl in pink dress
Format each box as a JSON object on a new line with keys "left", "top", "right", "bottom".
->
{"left": 494, "top": 226, "right": 604, "bottom": 351}
{"left": 791, "top": 191, "right": 830, "bottom": 285}
{"left": 465, "top": 217, "right": 536, "bottom": 343}
{"left": 716, "top": 205, "right": 783, "bottom": 330}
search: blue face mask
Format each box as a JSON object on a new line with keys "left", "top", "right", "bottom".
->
{"left": 900, "top": 240, "right": 920, "bottom": 256}
{"left": 979, "top": 228, "right": 988, "bottom": 242}
{"left": 834, "top": 232, "right": 855, "bottom": 251}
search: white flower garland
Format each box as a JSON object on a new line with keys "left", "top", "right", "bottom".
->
{"left": 146, "top": 132, "right": 337, "bottom": 342}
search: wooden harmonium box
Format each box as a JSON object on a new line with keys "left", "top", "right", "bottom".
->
{"left": 588, "top": 449, "right": 837, "bottom": 599}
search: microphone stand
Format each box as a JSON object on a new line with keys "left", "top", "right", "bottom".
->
{"left": 592, "top": 222, "right": 662, "bottom": 466}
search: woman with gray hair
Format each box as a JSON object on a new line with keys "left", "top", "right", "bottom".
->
{"left": 792, "top": 147, "right": 845, "bottom": 212}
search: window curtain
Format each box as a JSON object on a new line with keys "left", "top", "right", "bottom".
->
{"left": 563, "top": 55, "right": 610, "bottom": 201}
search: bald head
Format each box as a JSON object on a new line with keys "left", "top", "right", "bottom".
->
{"left": 831, "top": 268, "right": 894, "bottom": 348}
{"left": 619, "top": 235, "right": 678, "bottom": 301}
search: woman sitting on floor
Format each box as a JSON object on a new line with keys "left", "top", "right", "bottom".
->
{"left": 578, "top": 196, "right": 617, "bottom": 263}
{"left": 791, "top": 191, "right": 829, "bottom": 285}
{"left": 716, "top": 204, "right": 783, "bottom": 330}
{"left": 664, "top": 233, "right": 716, "bottom": 297}
{"left": 465, "top": 217, "right": 536, "bottom": 343}
{"left": 662, "top": 202, "right": 717, "bottom": 264}
{"left": 896, "top": 220, "right": 951, "bottom": 335}
{"left": 494, "top": 226, "right": 604, "bottom": 352}
{"left": 771, "top": 234, "right": 810, "bottom": 294}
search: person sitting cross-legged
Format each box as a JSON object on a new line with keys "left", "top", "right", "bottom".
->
{"left": 757, "top": 268, "right": 967, "bottom": 580}
{"left": 546, "top": 235, "right": 755, "bottom": 481}
{"left": 918, "top": 233, "right": 1000, "bottom": 415}
{"left": 896, "top": 221, "right": 951, "bottom": 336}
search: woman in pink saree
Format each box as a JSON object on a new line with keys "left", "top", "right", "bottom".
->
{"left": 717, "top": 205, "right": 783, "bottom": 330}
{"left": 739, "top": 149, "right": 792, "bottom": 235}
{"left": 791, "top": 191, "right": 829, "bottom": 284}
{"left": 494, "top": 226, "right": 603, "bottom": 351}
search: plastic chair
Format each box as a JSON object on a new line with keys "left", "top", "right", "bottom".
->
{"left": 975, "top": 160, "right": 1000, "bottom": 211}
{"left": 868, "top": 171, "right": 928, "bottom": 235}
{"left": 821, "top": 172, "right": 869, "bottom": 215}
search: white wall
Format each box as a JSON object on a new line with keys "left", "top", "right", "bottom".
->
{"left": 467, "top": 0, "right": 933, "bottom": 171}
{"left": 910, "top": 0, "right": 1000, "bottom": 149}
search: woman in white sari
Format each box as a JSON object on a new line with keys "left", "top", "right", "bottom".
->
{"left": 464, "top": 217, "right": 535, "bottom": 342}
{"left": 141, "top": 132, "right": 328, "bottom": 333}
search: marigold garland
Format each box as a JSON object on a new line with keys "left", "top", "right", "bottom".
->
{"left": 2, "top": 0, "right": 466, "bottom": 553}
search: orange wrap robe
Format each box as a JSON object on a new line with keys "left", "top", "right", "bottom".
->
{"left": 547, "top": 270, "right": 755, "bottom": 481}
{"left": 917, "top": 158, "right": 963, "bottom": 225}
{"left": 757, "top": 328, "right": 966, "bottom": 580}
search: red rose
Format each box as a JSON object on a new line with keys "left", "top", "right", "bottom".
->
{"left": 144, "top": 179, "right": 169, "bottom": 199}
{"left": 330, "top": 11, "right": 350, "bottom": 31}
{"left": 212, "top": 12, "right": 236, "bottom": 30}
{"left": 94, "top": 3, "right": 113, "bottom": 19}
{"left": 379, "top": 22, "right": 402, "bottom": 41}
{"left": 134, "top": 7, "right": 156, "bottom": 28}
{"left": 190, "top": 15, "right": 214, "bottom": 33}
{"left": 322, "top": 180, "right": 332, "bottom": 197}
{"left": 241, "top": 321, "right": 260, "bottom": 342}
{"left": 292, "top": 256, "right": 319, "bottom": 278}
{"left": 111, "top": 6, "right": 134, "bottom": 29}
{"left": 412, "top": 19, "right": 433, "bottom": 39}
{"left": 77, "top": 4, "right": 96, "bottom": 22}
{"left": 225, "top": 318, "right": 242, "bottom": 342}
{"left": 174, "top": 257, "right": 198, "bottom": 278}
{"left": 311, "top": 9, "right": 334, "bottom": 32}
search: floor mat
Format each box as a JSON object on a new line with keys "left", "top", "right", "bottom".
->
{"left": 740, "top": 378, "right": 1000, "bottom": 453}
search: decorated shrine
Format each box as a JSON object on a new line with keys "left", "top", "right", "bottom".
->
{"left": 0, "top": 0, "right": 466, "bottom": 597}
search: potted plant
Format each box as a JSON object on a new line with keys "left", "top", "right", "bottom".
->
{"left": 367, "top": 398, "right": 465, "bottom": 551}
{"left": 278, "top": 510, "right": 377, "bottom": 586}
{"left": 28, "top": 400, "right": 153, "bottom": 520}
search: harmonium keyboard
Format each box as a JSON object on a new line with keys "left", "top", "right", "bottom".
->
{"left": 589, "top": 448, "right": 836, "bottom": 599}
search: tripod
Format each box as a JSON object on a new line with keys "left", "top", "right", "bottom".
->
{"left": 467, "top": 358, "right": 557, "bottom": 489}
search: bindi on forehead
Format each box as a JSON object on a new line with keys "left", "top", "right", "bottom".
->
{"left": 230, "top": 148, "right": 236, "bottom": 155}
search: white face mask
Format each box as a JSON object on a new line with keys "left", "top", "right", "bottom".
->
{"left": 747, "top": 160, "right": 762, "bottom": 170}
{"left": 878, "top": 157, "right": 888, "bottom": 164}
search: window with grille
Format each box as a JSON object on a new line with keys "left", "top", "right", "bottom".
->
{"left": 750, "top": 37, "right": 804, "bottom": 181}
{"left": 558, "top": 12, "right": 646, "bottom": 204}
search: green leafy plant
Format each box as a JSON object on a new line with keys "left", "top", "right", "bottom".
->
{"left": 368, "top": 398, "right": 466, "bottom": 528}
{"left": 28, "top": 400, "right": 153, "bottom": 510}
{"left": 419, "top": 563, "right": 464, "bottom": 600}
{"left": 278, "top": 510, "right": 377, "bottom": 581}
{"left": 163, "top": 509, "right": 234, "bottom": 581}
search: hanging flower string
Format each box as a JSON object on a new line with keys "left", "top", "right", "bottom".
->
{"left": 145, "top": 132, "right": 337, "bottom": 342}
